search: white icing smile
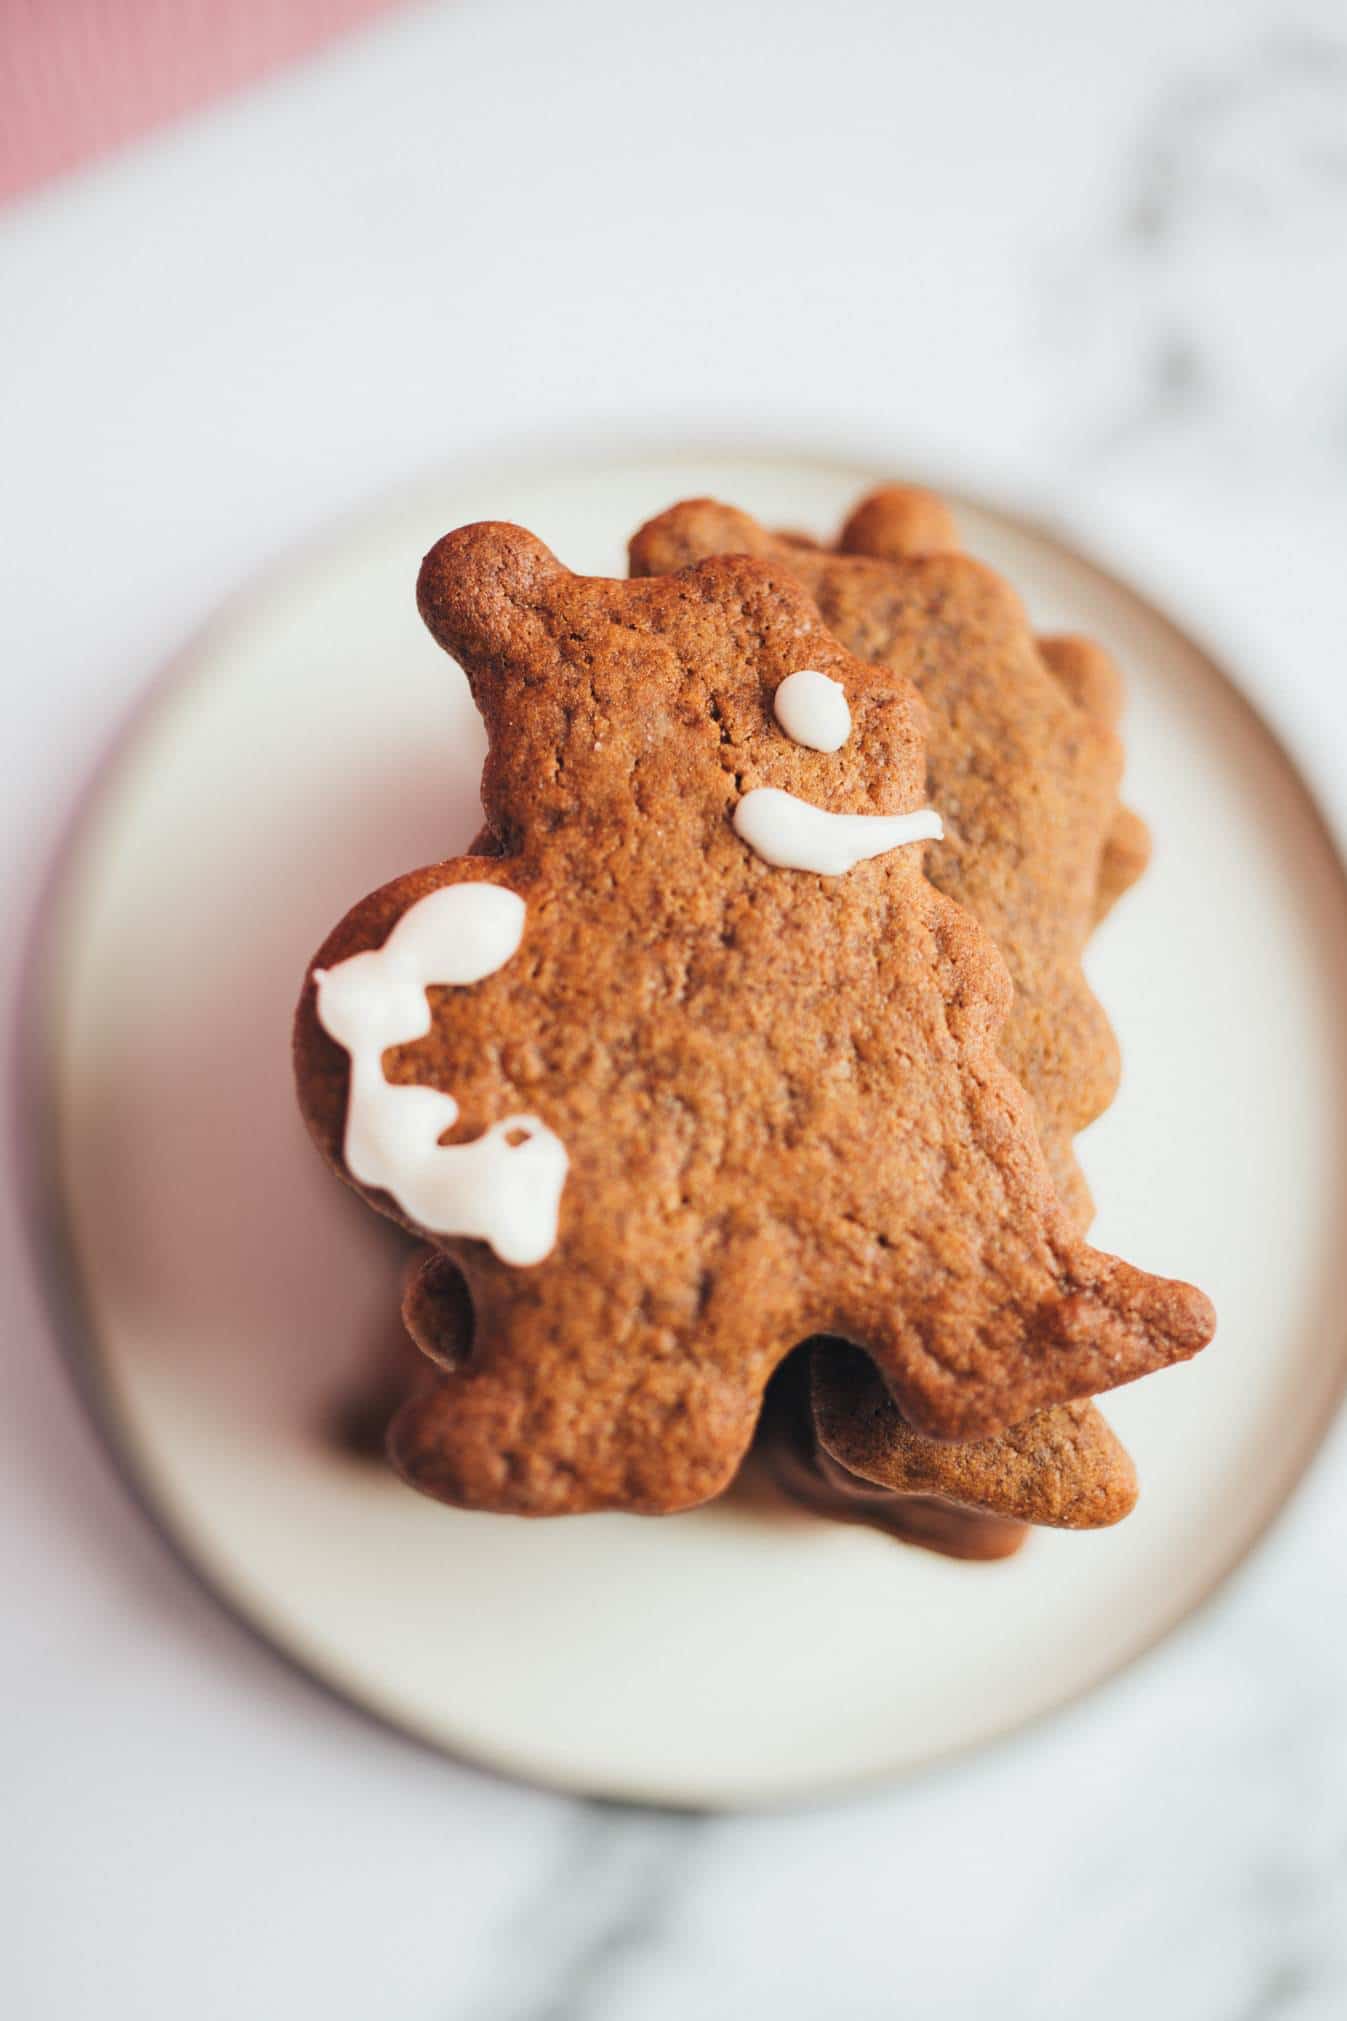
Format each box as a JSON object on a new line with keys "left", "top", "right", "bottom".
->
{"left": 314, "top": 883, "right": 568, "bottom": 1266}
{"left": 773, "top": 668, "right": 852, "bottom": 752}
{"left": 733, "top": 787, "right": 943, "bottom": 875}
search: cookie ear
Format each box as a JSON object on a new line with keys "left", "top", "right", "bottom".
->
{"left": 417, "top": 521, "right": 569, "bottom": 666}
{"left": 837, "top": 486, "right": 959, "bottom": 561}
{"left": 629, "top": 498, "right": 774, "bottom": 576}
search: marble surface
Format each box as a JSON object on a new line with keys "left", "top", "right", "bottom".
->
{"left": 4, "top": 0, "right": 1347, "bottom": 2013}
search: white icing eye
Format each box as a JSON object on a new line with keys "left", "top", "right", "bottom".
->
{"left": 773, "top": 668, "right": 852, "bottom": 752}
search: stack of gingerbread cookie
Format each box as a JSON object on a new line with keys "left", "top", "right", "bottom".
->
{"left": 295, "top": 484, "right": 1214, "bottom": 1562}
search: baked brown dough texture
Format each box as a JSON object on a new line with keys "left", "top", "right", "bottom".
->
{"left": 293, "top": 522, "right": 1213, "bottom": 1517}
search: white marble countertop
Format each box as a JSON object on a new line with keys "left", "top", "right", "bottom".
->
{"left": 4, "top": 1, "right": 1347, "bottom": 2013}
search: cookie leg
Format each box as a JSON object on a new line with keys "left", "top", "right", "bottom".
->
{"left": 390, "top": 1250, "right": 778, "bottom": 1516}
{"left": 850, "top": 1237, "right": 1214, "bottom": 1444}
{"left": 1037, "top": 634, "right": 1151, "bottom": 919}
{"left": 809, "top": 1343, "right": 1138, "bottom": 1528}
{"left": 756, "top": 1354, "right": 1029, "bottom": 1560}
{"left": 401, "top": 1248, "right": 474, "bottom": 1368}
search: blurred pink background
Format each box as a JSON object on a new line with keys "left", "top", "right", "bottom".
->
{"left": 1, "top": 0, "right": 404, "bottom": 203}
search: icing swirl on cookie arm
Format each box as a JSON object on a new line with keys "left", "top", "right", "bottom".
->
{"left": 313, "top": 883, "right": 568, "bottom": 1267}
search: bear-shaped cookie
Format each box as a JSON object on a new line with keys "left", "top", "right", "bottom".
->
{"left": 630, "top": 487, "right": 1152, "bottom": 1548}
{"left": 293, "top": 523, "right": 1213, "bottom": 1516}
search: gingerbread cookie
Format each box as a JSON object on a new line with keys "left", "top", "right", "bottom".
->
{"left": 630, "top": 488, "right": 1159, "bottom": 1551}
{"left": 294, "top": 522, "right": 1212, "bottom": 1516}
{"left": 807, "top": 496, "right": 1150, "bottom": 1545}
{"left": 630, "top": 491, "right": 1131, "bottom": 1219}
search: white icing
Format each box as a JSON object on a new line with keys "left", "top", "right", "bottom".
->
{"left": 733, "top": 787, "right": 943, "bottom": 875}
{"left": 773, "top": 668, "right": 852, "bottom": 751}
{"left": 313, "top": 883, "right": 568, "bottom": 1267}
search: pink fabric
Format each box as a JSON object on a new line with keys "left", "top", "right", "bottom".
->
{"left": 0, "top": 0, "right": 408, "bottom": 204}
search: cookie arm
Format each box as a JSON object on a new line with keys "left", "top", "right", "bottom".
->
{"left": 1037, "top": 635, "right": 1151, "bottom": 918}
{"left": 1094, "top": 805, "right": 1153, "bottom": 921}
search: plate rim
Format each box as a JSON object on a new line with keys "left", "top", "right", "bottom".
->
{"left": 16, "top": 431, "right": 1347, "bottom": 1812}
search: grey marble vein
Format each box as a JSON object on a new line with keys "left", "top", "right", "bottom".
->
{"left": 462, "top": 1805, "right": 707, "bottom": 2021}
{"left": 1048, "top": 19, "right": 1347, "bottom": 472}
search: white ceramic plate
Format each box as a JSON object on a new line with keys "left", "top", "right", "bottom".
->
{"left": 27, "top": 450, "right": 1347, "bottom": 1809}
